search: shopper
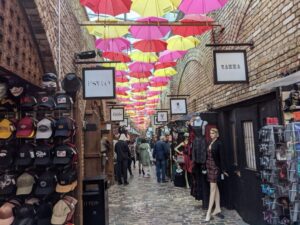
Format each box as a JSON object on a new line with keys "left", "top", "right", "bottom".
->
{"left": 153, "top": 136, "right": 168, "bottom": 183}
{"left": 139, "top": 138, "right": 151, "bottom": 177}
{"left": 129, "top": 140, "right": 136, "bottom": 169}
{"left": 135, "top": 138, "right": 145, "bottom": 176}
{"left": 115, "top": 134, "right": 130, "bottom": 185}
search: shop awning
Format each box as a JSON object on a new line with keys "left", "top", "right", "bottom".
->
{"left": 258, "top": 71, "right": 300, "bottom": 91}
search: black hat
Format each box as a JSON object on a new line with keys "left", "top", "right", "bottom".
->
{"left": 54, "top": 93, "right": 73, "bottom": 110}
{"left": 12, "top": 204, "right": 36, "bottom": 225}
{"left": 62, "top": 73, "right": 81, "bottom": 94}
{"left": 37, "top": 96, "right": 56, "bottom": 110}
{"left": 36, "top": 202, "right": 53, "bottom": 225}
{"left": 15, "top": 144, "right": 35, "bottom": 167}
{"left": 42, "top": 73, "right": 57, "bottom": 82}
{"left": 53, "top": 145, "right": 77, "bottom": 165}
{"left": 34, "top": 171, "right": 56, "bottom": 196}
{"left": 0, "top": 173, "right": 16, "bottom": 195}
{"left": 34, "top": 145, "right": 53, "bottom": 166}
{"left": 0, "top": 146, "right": 15, "bottom": 169}
{"left": 56, "top": 167, "right": 78, "bottom": 193}
{"left": 54, "top": 117, "right": 75, "bottom": 137}
{"left": 20, "top": 95, "right": 37, "bottom": 110}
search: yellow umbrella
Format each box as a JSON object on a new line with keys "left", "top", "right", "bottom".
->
{"left": 167, "top": 35, "right": 200, "bottom": 51}
{"left": 130, "top": 51, "right": 158, "bottom": 63}
{"left": 131, "top": 0, "right": 175, "bottom": 17}
{"left": 116, "top": 82, "right": 129, "bottom": 87}
{"left": 86, "top": 18, "right": 129, "bottom": 38}
{"left": 117, "top": 94, "right": 130, "bottom": 98}
{"left": 154, "top": 67, "right": 177, "bottom": 77}
{"left": 148, "top": 95, "right": 160, "bottom": 100}
{"left": 170, "top": 0, "right": 181, "bottom": 7}
{"left": 149, "top": 86, "right": 167, "bottom": 91}
{"left": 101, "top": 63, "right": 128, "bottom": 71}
{"left": 129, "top": 78, "right": 150, "bottom": 84}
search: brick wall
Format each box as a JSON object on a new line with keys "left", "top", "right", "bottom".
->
{"left": 164, "top": 0, "right": 300, "bottom": 112}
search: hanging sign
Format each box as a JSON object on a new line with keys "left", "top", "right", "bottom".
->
{"left": 83, "top": 68, "right": 115, "bottom": 99}
{"left": 154, "top": 115, "right": 163, "bottom": 125}
{"left": 119, "top": 118, "right": 128, "bottom": 126}
{"left": 170, "top": 98, "right": 187, "bottom": 115}
{"left": 213, "top": 50, "right": 249, "bottom": 84}
{"left": 157, "top": 111, "right": 168, "bottom": 122}
{"left": 110, "top": 108, "right": 124, "bottom": 122}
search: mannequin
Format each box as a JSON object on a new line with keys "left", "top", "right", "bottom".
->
{"left": 205, "top": 128, "right": 228, "bottom": 222}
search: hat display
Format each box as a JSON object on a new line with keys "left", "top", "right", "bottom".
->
{"left": 0, "top": 173, "right": 16, "bottom": 195}
{"left": 0, "top": 146, "right": 15, "bottom": 168}
{"left": 53, "top": 145, "right": 77, "bottom": 165}
{"left": 16, "top": 172, "right": 35, "bottom": 196}
{"left": 20, "top": 95, "right": 37, "bottom": 110}
{"left": 56, "top": 167, "right": 77, "bottom": 193}
{"left": 35, "top": 171, "right": 56, "bottom": 196}
{"left": 16, "top": 117, "right": 35, "bottom": 138}
{"left": 0, "top": 200, "right": 20, "bottom": 225}
{"left": 51, "top": 196, "right": 77, "bottom": 225}
{"left": 34, "top": 145, "right": 53, "bottom": 166}
{"left": 54, "top": 117, "right": 75, "bottom": 137}
{"left": 36, "top": 202, "right": 53, "bottom": 225}
{"left": 54, "top": 93, "right": 73, "bottom": 110}
{"left": 11, "top": 204, "right": 36, "bottom": 225}
{"left": 0, "top": 118, "right": 15, "bottom": 139}
{"left": 36, "top": 118, "right": 55, "bottom": 139}
{"left": 37, "top": 96, "right": 56, "bottom": 110}
{"left": 15, "top": 144, "right": 35, "bottom": 167}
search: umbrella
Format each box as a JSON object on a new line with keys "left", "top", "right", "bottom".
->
{"left": 116, "top": 76, "right": 129, "bottom": 82}
{"left": 167, "top": 35, "right": 200, "bottom": 51}
{"left": 115, "top": 70, "right": 128, "bottom": 77}
{"left": 131, "top": 82, "right": 149, "bottom": 88}
{"left": 129, "top": 17, "right": 171, "bottom": 40}
{"left": 130, "top": 51, "right": 158, "bottom": 63}
{"left": 131, "top": 0, "right": 176, "bottom": 17}
{"left": 130, "top": 78, "right": 150, "bottom": 84}
{"left": 129, "top": 72, "right": 152, "bottom": 79}
{"left": 116, "top": 87, "right": 130, "bottom": 92}
{"left": 95, "top": 37, "right": 130, "bottom": 52}
{"left": 179, "top": 0, "right": 229, "bottom": 14}
{"left": 129, "top": 62, "right": 154, "bottom": 72}
{"left": 149, "top": 86, "right": 167, "bottom": 91}
{"left": 150, "top": 82, "right": 169, "bottom": 87}
{"left": 147, "top": 91, "right": 162, "bottom": 97}
{"left": 101, "top": 63, "right": 128, "bottom": 70}
{"left": 80, "top": 0, "right": 131, "bottom": 16}
{"left": 86, "top": 18, "right": 129, "bottom": 38}
{"left": 132, "top": 87, "right": 149, "bottom": 92}
{"left": 133, "top": 40, "right": 167, "bottom": 52}
{"left": 155, "top": 62, "right": 176, "bottom": 70}
{"left": 150, "top": 77, "right": 171, "bottom": 83}
{"left": 172, "top": 14, "right": 214, "bottom": 37}
{"left": 159, "top": 50, "right": 187, "bottom": 62}
{"left": 116, "top": 82, "right": 129, "bottom": 87}
{"left": 154, "top": 67, "right": 177, "bottom": 77}
{"left": 102, "top": 52, "right": 131, "bottom": 62}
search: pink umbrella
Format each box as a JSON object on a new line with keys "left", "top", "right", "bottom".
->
{"left": 132, "top": 87, "right": 149, "bottom": 92}
{"left": 133, "top": 102, "right": 146, "bottom": 106}
{"left": 159, "top": 50, "right": 187, "bottom": 62}
{"left": 131, "top": 83, "right": 149, "bottom": 89}
{"left": 95, "top": 37, "right": 130, "bottom": 52}
{"left": 179, "top": 0, "right": 229, "bottom": 14}
{"left": 115, "top": 70, "right": 127, "bottom": 77}
{"left": 129, "top": 17, "right": 171, "bottom": 40}
{"left": 147, "top": 91, "right": 161, "bottom": 97}
{"left": 148, "top": 99, "right": 160, "bottom": 104}
{"left": 129, "top": 62, "right": 154, "bottom": 72}
{"left": 116, "top": 87, "right": 130, "bottom": 92}
{"left": 150, "top": 77, "right": 171, "bottom": 83}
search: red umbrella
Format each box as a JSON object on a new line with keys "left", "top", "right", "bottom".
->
{"left": 116, "top": 90, "right": 128, "bottom": 95}
{"left": 129, "top": 62, "right": 154, "bottom": 72}
{"left": 102, "top": 52, "right": 131, "bottom": 63}
{"left": 133, "top": 40, "right": 167, "bottom": 53}
{"left": 154, "top": 62, "right": 177, "bottom": 70}
{"left": 172, "top": 14, "right": 214, "bottom": 37}
{"left": 147, "top": 91, "right": 161, "bottom": 97}
{"left": 150, "top": 82, "right": 168, "bottom": 87}
{"left": 132, "top": 87, "right": 148, "bottom": 92}
{"left": 131, "top": 83, "right": 149, "bottom": 89}
{"left": 116, "top": 76, "right": 129, "bottom": 82}
{"left": 80, "top": 0, "right": 131, "bottom": 16}
{"left": 129, "top": 71, "right": 152, "bottom": 79}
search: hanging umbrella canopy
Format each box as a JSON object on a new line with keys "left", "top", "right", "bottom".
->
{"left": 159, "top": 50, "right": 187, "bottom": 62}
{"left": 131, "top": 0, "right": 176, "bottom": 17}
{"left": 154, "top": 67, "right": 177, "bottom": 77}
{"left": 102, "top": 52, "right": 131, "bottom": 63}
{"left": 133, "top": 40, "right": 167, "bottom": 53}
{"left": 130, "top": 51, "right": 158, "bottom": 63}
{"left": 167, "top": 35, "right": 200, "bottom": 51}
{"left": 129, "top": 62, "right": 154, "bottom": 72}
{"left": 172, "top": 14, "right": 214, "bottom": 37}
{"left": 129, "top": 71, "right": 152, "bottom": 79}
{"left": 155, "top": 61, "right": 176, "bottom": 70}
{"left": 179, "top": 0, "right": 229, "bottom": 14}
{"left": 80, "top": 0, "right": 131, "bottom": 16}
{"left": 129, "top": 17, "right": 171, "bottom": 40}
{"left": 101, "top": 62, "right": 128, "bottom": 71}
{"left": 95, "top": 37, "right": 130, "bottom": 52}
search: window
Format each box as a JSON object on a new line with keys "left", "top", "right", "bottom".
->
{"left": 243, "top": 121, "right": 257, "bottom": 170}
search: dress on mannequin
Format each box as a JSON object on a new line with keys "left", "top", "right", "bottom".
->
{"left": 192, "top": 118, "right": 207, "bottom": 164}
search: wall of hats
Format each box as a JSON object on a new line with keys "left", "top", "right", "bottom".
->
{"left": 0, "top": 73, "right": 81, "bottom": 225}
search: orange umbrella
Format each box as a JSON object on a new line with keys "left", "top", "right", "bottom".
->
{"left": 133, "top": 40, "right": 167, "bottom": 52}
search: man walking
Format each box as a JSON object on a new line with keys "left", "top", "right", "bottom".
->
{"left": 115, "top": 134, "right": 130, "bottom": 185}
{"left": 153, "top": 136, "right": 168, "bottom": 183}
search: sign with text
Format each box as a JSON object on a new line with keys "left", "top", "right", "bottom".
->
{"left": 83, "top": 68, "right": 115, "bottom": 99}
{"left": 157, "top": 111, "right": 168, "bottom": 122}
{"left": 110, "top": 108, "right": 124, "bottom": 122}
{"left": 213, "top": 50, "right": 249, "bottom": 84}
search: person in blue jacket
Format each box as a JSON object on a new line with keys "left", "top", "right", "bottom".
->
{"left": 153, "top": 136, "right": 169, "bottom": 183}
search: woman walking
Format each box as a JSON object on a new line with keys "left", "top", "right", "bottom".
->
{"left": 138, "top": 138, "right": 151, "bottom": 177}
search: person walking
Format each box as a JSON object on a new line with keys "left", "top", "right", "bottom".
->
{"left": 139, "top": 138, "right": 151, "bottom": 177}
{"left": 129, "top": 140, "right": 136, "bottom": 169}
{"left": 115, "top": 134, "right": 130, "bottom": 185}
{"left": 153, "top": 136, "right": 168, "bottom": 183}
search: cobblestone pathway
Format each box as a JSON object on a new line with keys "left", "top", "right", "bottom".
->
{"left": 109, "top": 167, "right": 249, "bottom": 225}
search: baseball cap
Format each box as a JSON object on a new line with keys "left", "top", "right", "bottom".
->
{"left": 36, "top": 202, "right": 53, "bottom": 225}
{"left": 56, "top": 167, "right": 77, "bottom": 193}
{"left": 20, "top": 95, "right": 37, "bottom": 110}
{"left": 34, "top": 145, "right": 53, "bottom": 166}
{"left": 0, "top": 118, "right": 15, "bottom": 139}
{"left": 0, "top": 173, "right": 16, "bottom": 195}
{"left": 0, "top": 200, "right": 21, "bottom": 225}
{"left": 16, "top": 172, "right": 35, "bottom": 196}
{"left": 11, "top": 204, "right": 36, "bottom": 225}
{"left": 53, "top": 145, "right": 77, "bottom": 165}
{"left": 51, "top": 196, "right": 77, "bottom": 225}
{"left": 0, "top": 146, "right": 14, "bottom": 168}
{"left": 42, "top": 73, "right": 57, "bottom": 82}
{"left": 54, "top": 93, "right": 73, "bottom": 110}
{"left": 54, "top": 117, "right": 75, "bottom": 137}
{"left": 35, "top": 171, "right": 56, "bottom": 196}
{"left": 16, "top": 117, "right": 35, "bottom": 138}
{"left": 15, "top": 144, "right": 35, "bottom": 167}
{"left": 36, "top": 118, "right": 55, "bottom": 139}
{"left": 37, "top": 95, "right": 56, "bottom": 110}
{"left": 61, "top": 73, "right": 82, "bottom": 94}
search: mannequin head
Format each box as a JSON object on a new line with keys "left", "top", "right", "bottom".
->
{"left": 184, "top": 132, "right": 189, "bottom": 140}
{"left": 210, "top": 128, "right": 219, "bottom": 140}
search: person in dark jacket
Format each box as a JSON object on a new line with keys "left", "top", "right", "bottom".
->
{"left": 153, "top": 136, "right": 168, "bottom": 183}
{"left": 115, "top": 134, "right": 130, "bottom": 185}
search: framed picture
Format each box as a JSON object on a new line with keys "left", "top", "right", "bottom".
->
{"left": 170, "top": 98, "right": 187, "bottom": 115}
{"left": 106, "top": 123, "right": 111, "bottom": 130}
{"left": 110, "top": 108, "right": 124, "bottom": 122}
{"left": 157, "top": 111, "right": 168, "bottom": 122}
{"left": 154, "top": 116, "right": 163, "bottom": 125}
{"left": 82, "top": 67, "right": 115, "bottom": 99}
{"left": 213, "top": 50, "right": 249, "bottom": 84}
{"left": 119, "top": 118, "right": 128, "bottom": 126}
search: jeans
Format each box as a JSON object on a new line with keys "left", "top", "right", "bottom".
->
{"left": 156, "top": 159, "right": 166, "bottom": 182}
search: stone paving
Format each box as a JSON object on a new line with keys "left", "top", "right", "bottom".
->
{"left": 108, "top": 167, "right": 249, "bottom": 225}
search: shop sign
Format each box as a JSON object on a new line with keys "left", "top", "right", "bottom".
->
{"left": 110, "top": 108, "right": 124, "bottom": 122}
{"left": 170, "top": 98, "right": 187, "bottom": 115}
{"left": 119, "top": 118, "right": 128, "bottom": 126}
{"left": 157, "top": 111, "right": 168, "bottom": 122}
{"left": 213, "top": 50, "right": 249, "bottom": 84}
{"left": 82, "top": 68, "right": 115, "bottom": 99}
{"left": 154, "top": 115, "right": 163, "bottom": 125}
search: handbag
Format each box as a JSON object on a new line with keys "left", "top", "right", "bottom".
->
{"left": 177, "top": 155, "right": 185, "bottom": 164}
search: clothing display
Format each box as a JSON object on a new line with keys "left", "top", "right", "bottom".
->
{"left": 191, "top": 123, "right": 207, "bottom": 164}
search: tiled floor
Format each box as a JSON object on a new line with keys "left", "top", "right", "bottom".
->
{"left": 108, "top": 166, "right": 249, "bottom": 225}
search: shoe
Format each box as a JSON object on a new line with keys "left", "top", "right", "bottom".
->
{"left": 124, "top": 181, "right": 129, "bottom": 185}
{"left": 162, "top": 180, "right": 168, "bottom": 183}
{"left": 130, "top": 174, "right": 134, "bottom": 178}
{"left": 157, "top": 180, "right": 161, "bottom": 183}
{"left": 214, "top": 213, "right": 225, "bottom": 219}
{"left": 118, "top": 181, "right": 123, "bottom": 185}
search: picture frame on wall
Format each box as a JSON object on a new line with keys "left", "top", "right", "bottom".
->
{"left": 110, "top": 108, "right": 124, "bottom": 122}
{"left": 170, "top": 98, "right": 187, "bottom": 115}
{"left": 119, "top": 118, "right": 128, "bottom": 127}
{"left": 157, "top": 111, "right": 168, "bottom": 122}
{"left": 154, "top": 116, "right": 163, "bottom": 125}
{"left": 82, "top": 67, "right": 115, "bottom": 99}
